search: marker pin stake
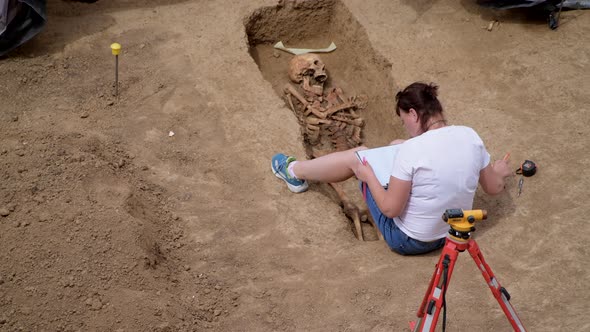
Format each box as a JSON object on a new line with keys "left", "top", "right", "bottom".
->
{"left": 110, "top": 42, "right": 121, "bottom": 96}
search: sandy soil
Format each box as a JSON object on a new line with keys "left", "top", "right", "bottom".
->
{"left": 1, "top": 0, "right": 589, "bottom": 331}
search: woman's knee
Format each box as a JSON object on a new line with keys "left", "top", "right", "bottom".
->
{"left": 351, "top": 146, "right": 368, "bottom": 152}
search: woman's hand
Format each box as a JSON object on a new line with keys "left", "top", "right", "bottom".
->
{"left": 480, "top": 156, "right": 513, "bottom": 195}
{"left": 492, "top": 159, "right": 512, "bottom": 178}
{"left": 389, "top": 139, "right": 406, "bottom": 145}
{"left": 353, "top": 158, "right": 375, "bottom": 183}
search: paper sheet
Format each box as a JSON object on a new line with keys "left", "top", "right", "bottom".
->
{"left": 355, "top": 145, "right": 401, "bottom": 188}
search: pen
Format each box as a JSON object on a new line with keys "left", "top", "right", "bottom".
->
{"left": 503, "top": 152, "right": 510, "bottom": 161}
{"left": 362, "top": 157, "right": 367, "bottom": 201}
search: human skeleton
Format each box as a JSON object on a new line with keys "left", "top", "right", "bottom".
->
{"left": 283, "top": 53, "right": 381, "bottom": 240}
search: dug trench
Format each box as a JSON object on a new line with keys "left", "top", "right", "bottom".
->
{"left": 246, "top": 0, "right": 402, "bottom": 240}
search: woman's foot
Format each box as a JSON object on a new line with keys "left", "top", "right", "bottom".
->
{"left": 271, "top": 153, "right": 308, "bottom": 193}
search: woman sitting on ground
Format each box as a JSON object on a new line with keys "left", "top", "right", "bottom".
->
{"left": 271, "top": 82, "right": 512, "bottom": 255}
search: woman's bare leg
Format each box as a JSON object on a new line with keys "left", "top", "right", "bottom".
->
{"left": 292, "top": 146, "right": 366, "bottom": 183}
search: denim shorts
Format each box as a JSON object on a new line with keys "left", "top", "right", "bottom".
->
{"left": 360, "top": 182, "right": 445, "bottom": 255}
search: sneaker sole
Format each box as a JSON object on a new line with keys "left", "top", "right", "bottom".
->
{"left": 271, "top": 161, "right": 308, "bottom": 193}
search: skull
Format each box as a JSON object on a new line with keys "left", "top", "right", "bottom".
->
{"left": 288, "top": 53, "right": 328, "bottom": 84}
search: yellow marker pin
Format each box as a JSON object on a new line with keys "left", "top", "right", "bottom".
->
{"left": 110, "top": 42, "right": 121, "bottom": 96}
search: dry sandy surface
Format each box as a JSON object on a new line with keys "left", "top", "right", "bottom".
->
{"left": 1, "top": 0, "right": 589, "bottom": 331}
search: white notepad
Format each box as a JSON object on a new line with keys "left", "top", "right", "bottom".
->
{"left": 355, "top": 145, "right": 401, "bottom": 188}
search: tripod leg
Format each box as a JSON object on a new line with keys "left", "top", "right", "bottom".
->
{"left": 467, "top": 240, "right": 527, "bottom": 332}
{"left": 413, "top": 240, "right": 460, "bottom": 332}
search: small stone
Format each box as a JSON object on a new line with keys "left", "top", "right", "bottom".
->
{"left": 0, "top": 208, "right": 9, "bottom": 217}
{"left": 22, "top": 220, "right": 30, "bottom": 227}
{"left": 213, "top": 309, "right": 221, "bottom": 316}
{"left": 12, "top": 115, "right": 19, "bottom": 122}
{"left": 156, "top": 322, "right": 169, "bottom": 330}
{"left": 183, "top": 265, "right": 190, "bottom": 271}
{"left": 214, "top": 285, "right": 221, "bottom": 290}
{"left": 63, "top": 63, "right": 69, "bottom": 69}
{"left": 87, "top": 298, "right": 102, "bottom": 311}
{"left": 38, "top": 213, "right": 50, "bottom": 222}
{"left": 15, "top": 150, "right": 25, "bottom": 157}
{"left": 140, "top": 43, "right": 146, "bottom": 49}
{"left": 107, "top": 100, "right": 114, "bottom": 106}
{"left": 80, "top": 113, "right": 89, "bottom": 119}
{"left": 272, "top": 50, "right": 281, "bottom": 58}
{"left": 33, "top": 196, "right": 45, "bottom": 204}
{"left": 141, "top": 165, "right": 149, "bottom": 171}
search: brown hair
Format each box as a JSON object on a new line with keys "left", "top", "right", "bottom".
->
{"left": 395, "top": 82, "right": 444, "bottom": 132}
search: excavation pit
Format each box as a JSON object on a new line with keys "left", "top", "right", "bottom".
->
{"left": 246, "top": 0, "right": 402, "bottom": 241}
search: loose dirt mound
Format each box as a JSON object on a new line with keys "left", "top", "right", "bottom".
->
{"left": 0, "top": 102, "right": 236, "bottom": 331}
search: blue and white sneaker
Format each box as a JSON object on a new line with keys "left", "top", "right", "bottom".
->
{"left": 271, "top": 153, "right": 308, "bottom": 193}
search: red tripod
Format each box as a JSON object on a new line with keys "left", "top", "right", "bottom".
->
{"left": 411, "top": 209, "right": 527, "bottom": 331}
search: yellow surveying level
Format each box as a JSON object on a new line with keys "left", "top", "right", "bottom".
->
{"left": 411, "top": 208, "right": 527, "bottom": 331}
{"left": 442, "top": 209, "right": 487, "bottom": 241}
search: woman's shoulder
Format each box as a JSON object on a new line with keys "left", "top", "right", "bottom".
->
{"left": 447, "top": 126, "right": 486, "bottom": 148}
{"left": 407, "top": 125, "right": 483, "bottom": 147}
{"left": 447, "top": 125, "right": 482, "bottom": 138}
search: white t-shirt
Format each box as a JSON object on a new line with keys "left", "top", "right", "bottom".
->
{"left": 390, "top": 126, "right": 490, "bottom": 242}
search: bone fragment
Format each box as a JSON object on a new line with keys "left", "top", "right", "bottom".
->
{"left": 345, "top": 124, "right": 354, "bottom": 136}
{"left": 284, "top": 84, "right": 309, "bottom": 108}
{"left": 487, "top": 20, "right": 498, "bottom": 32}
{"left": 331, "top": 116, "right": 364, "bottom": 126}
{"left": 285, "top": 94, "right": 296, "bottom": 113}
{"left": 273, "top": 41, "right": 337, "bottom": 56}
{"left": 325, "top": 89, "right": 340, "bottom": 108}
{"left": 334, "top": 87, "right": 347, "bottom": 104}
{"left": 306, "top": 117, "right": 332, "bottom": 126}
{"left": 325, "top": 101, "right": 356, "bottom": 117}
{"left": 307, "top": 105, "right": 327, "bottom": 119}
{"left": 302, "top": 76, "right": 324, "bottom": 96}
{"left": 352, "top": 126, "right": 362, "bottom": 143}
{"left": 306, "top": 124, "right": 320, "bottom": 131}
{"left": 348, "top": 109, "right": 360, "bottom": 118}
